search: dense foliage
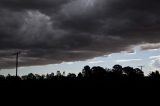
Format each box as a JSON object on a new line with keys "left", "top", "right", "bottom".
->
{"left": 0, "top": 65, "right": 160, "bottom": 88}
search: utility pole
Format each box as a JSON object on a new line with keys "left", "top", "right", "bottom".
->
{"left": 13, "top": 51, "right": 21, "bottom": 77}
{"left": 138, "top": 66, "right": 145, "bottom": 71}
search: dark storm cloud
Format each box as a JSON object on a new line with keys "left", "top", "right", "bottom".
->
{"left": 0, "top": 0, "right": 71, "bottom": 11}
{"left": 0, "top": 0, "right": 160, "bottom": 68}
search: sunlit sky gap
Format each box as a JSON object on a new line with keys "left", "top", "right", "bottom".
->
{"left": 1, "top": 46, "right": 160, "bottom": 76}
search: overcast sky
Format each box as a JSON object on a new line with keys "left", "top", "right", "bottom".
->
{"left": 0, "top": 0, "right": 160, "bottom": 75}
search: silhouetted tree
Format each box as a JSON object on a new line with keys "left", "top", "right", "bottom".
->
{"left": 134, "top": 68, "right": 144, "bottom": 77}
{"left": 82, "top": 65, "right": 92, "bottom": 77}
{"left": 67, "top": 73, "right": 76, "bottom": 78}
{"left": 41, "top": 75, "right": 45, "bottom": 80}
{"left": 0, "top": 75, "right": 5, "bottom": 80}
{"left": 112, "top": 64, "right": 123, "bottom": 75}
{"left": 56, "top": 71, "right": 61, "bottom": 77}
{"left": 105, "top": 68, "right": 112, "bottom": 72}
{"left": 5, "top": 74, "right": 21, "bottom": 81}
{"left": 77, "top": 72, "right": 83, "bottom": 78}
{"left": 123, "top": 66, "right": 144, "bottom": 78}
{"left": 35, "top": 74, "right": 41, "bottom": 80}
{"left": 6, "top": 74, "right": 12, "bottom": 80}
{"left": 123, "top": 66, "right": 135, "bottom": 77}
{"left": 92, "top": 66, "right": 107, "bottom": 78}
{"left": 46, "top": 73, "right": 55, "bottom": 80}
{"left": 22, "top": 75, "right": 28, "bottom": 80}
{"left": 27, "top": 73, "right": 36, "bottom": 80}
{"left": 63, "top": 71, "right": 66, "bottom": 76}
{"left": 149, "top": 71, "right": 160, "bottom": 79}
{"left": 33, "top": 74, "right": 45, "bottom": 80}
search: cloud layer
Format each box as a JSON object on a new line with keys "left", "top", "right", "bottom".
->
{"left": 0, "top": 0, "right": 160, "bottom": 68}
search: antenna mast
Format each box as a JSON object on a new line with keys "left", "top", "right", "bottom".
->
{"left": 138, "top": 66, "right": 145, "bottom": 71}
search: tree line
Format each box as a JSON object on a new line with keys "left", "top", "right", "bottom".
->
{"left": 0, "top": 65, "right": 160, "bottom": 88}
{"left": 0, "top": 64, "right": 160, "bottom": 81}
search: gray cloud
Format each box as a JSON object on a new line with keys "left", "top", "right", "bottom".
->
{"left": 150, "top": 58, "right": 160, "bottom": 69}
{"left": 0, "top": 0, "right": 160, "bottom": 68}
{"left": 0, "top": 0, "right": 71, "bottom": 11}
{"left": 140, "top": 43, "right": 160, "bottom": 50}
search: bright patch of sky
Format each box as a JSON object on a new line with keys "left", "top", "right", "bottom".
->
{"left": 0, "top": 46, "right": 160, "bottom": 76}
